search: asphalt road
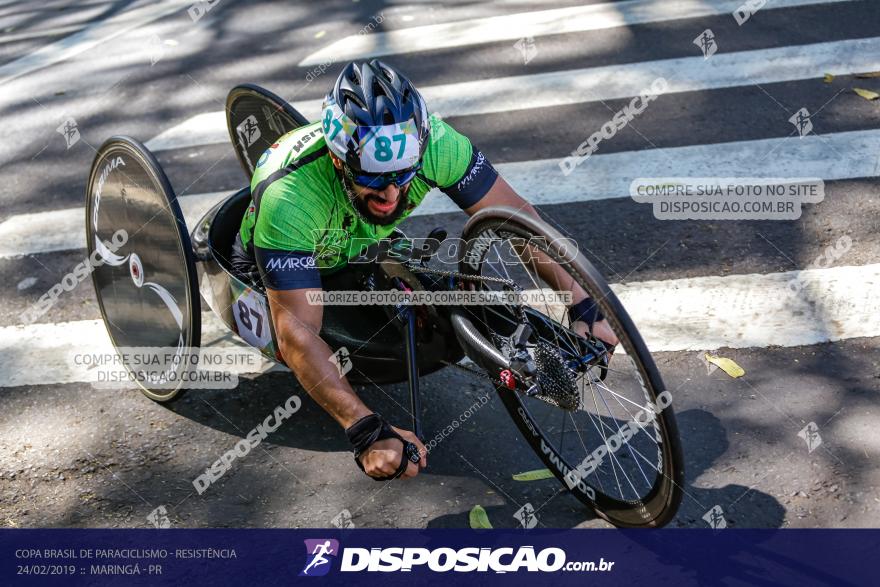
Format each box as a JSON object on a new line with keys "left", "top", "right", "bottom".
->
{"left": 1, "top": 0, "right": 879, "bottom": 529}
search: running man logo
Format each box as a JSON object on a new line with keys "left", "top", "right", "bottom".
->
{"left": 237, "top": 115, "right": 261, "bottom": 148}
{"left": 300, "top": 539, "right": 340, "bottom": 577}
{"left": 513, "top": 36, "right": 537, "bottom": 65}
{"left": 702, "top": 505, "right": 727, "bottom": 529}
{"left": 798, "top": 421, "right": 823, "bottom": 453}
{"left": 513, "top": 503, "right": 539, "bottom": 529}
{"left": 693, "top": 29, "right": 717, "bottom": 60}
{"left": 329, "top": 347, "right": 353, "bottom": 378}
{"left": 56, "top": 117, "right": 80, "bottom": 149}
{"left": 789, "top": 107, "right": 813, "bottom": 138}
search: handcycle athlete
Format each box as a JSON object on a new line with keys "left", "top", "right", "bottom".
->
{"left": 230, "top": 60, "right": 619, "bottom": 481}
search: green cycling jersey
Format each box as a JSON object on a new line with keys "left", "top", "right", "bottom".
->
{"left": 239, "top": 114, "right": 480, "bottom": 274}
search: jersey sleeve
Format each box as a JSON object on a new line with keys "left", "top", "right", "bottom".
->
{"left": 252, "top": 184, "right": 323, "bottom": 290}
{"left": 421, "top": 114, "right": 499, "bottom": 210}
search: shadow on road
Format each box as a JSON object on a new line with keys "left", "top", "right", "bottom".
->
{"left": 163, "top": 370, "right": 785, "bottom": 528}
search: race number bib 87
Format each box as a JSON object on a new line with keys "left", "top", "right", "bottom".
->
{"left": 322, "top": 100, "right": 419, "bottom": 173}
{"left": 357, "top": 120, "right": 420, "bottom": 173}
{"left": 233, "top": 287, "right": 272, "bottom": 351}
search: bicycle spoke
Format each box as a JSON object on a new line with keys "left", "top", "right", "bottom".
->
{"left": 460, "top": 217, "right": 680, "bottom": 523}
{"left": 584, "top": 376, "right": 652, "bottom": 489}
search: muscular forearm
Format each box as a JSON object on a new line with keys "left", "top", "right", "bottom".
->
{"left": 280, "top": 328, "right": 372, "bottom": 428}
{"left": 531, "top": 246, "right": 589, "bottom": 304}
{"left": 469, "top": 179, "right": 590, "bottom": 304}
{"left": 517, "top": 206, "right": 589, "bottom": 304}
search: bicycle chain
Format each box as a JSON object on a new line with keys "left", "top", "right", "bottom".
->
{"left": 401, "top": 261, "right": 523, "bottom": 290}
{"left": 405, "top": 261, "right": 580, "bottom": 408}
{"left": 404, "top": 261, "right": 524, "bottom": 386}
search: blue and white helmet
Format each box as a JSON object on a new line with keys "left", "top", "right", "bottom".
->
{"left": 321, "top": 60, "right": 431, "bottom": 174}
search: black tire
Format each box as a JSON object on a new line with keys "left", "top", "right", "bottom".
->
{"left": 458, "top": 206, "right": 684, "bottom": 528}
{"left": 86, "top": 137, "right": 201, "bottom": 403}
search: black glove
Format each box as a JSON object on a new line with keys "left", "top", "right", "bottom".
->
{"left": 345, "top": 413, "right": 421, "bottom": 481}
{"left": 568, "top": 297, "right": 604, "bottom": 328}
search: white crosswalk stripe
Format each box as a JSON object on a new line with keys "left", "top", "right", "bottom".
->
{"left": 0, "top": 0, "right": 193, "bottom": 85}
{"left": 4, "top": 0, "right": 880, "bottom": 393}
{"left": 4, "top": 262, "right": 879, "bottom": 387}
{"left": 0, "top": 191, "right": 228, "bottom": 259}
{"left": 0, "top": 312, "right": 279, "bottom": 388}
{"left": 298, "top": 0, "right": 852, "bottom": 66}
{"left": 5, "top": 129, "right": 878, "bottom": 259}
{"left": 146, "top": 36, "right": 880, "bottom": 152}
{"left": 0, "top": 24, "right": 87, "bottom": 45}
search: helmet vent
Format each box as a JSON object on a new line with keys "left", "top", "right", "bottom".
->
{"left": 347, "top": 66, "right": 361, "bottom": 85}
{"left": 326, "top": 61, "right": 431, "bottom": 165}
{"left": 372, "top": 77, "right": 388, "bottom": 99}
{"left": 342, "top": 89, "right": 365, "bottom": 110}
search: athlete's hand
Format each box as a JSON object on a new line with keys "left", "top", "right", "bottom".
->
{"left": 360, "top": 426, "right": 427, "bottom": 479}
{"left": 573, "top": 318, "right": 619, "bottom": 347}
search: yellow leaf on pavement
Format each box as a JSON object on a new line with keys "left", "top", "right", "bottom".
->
{"left": 705, "top": 353, "right": 745, "bottom": 378}
{"left": 513, "top": 469, "right": 554, "bottom": 481}
{"left": 823, "top": 73, "right": 834, "bottom": 84}
{"left": 469, "top": 505, "right": 493, "bottom": 529}
{"left": 853, "top": 88, "right": 880, "bottom": 101}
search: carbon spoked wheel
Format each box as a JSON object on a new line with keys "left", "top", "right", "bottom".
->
{"left": 86, "top": 137, "right": 201, "bottom": 403}
{"left": 459, "top": 207, "right": 684, "bottom": 527}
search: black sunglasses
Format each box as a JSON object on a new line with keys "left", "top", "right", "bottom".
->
{"left": 345, "top": 163, "right": 421, "bottom": 190}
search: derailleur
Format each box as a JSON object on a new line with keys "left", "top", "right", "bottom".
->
{"left": 499, "top": 323, "right": 542, "bottom": 397}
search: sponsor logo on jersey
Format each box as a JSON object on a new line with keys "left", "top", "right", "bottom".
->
{"left": 264, "top": 255, "right": 317, "bottom": 271}
{"left": 456, "top": 152, "right": 486, "bottom": 190}
{"left": 256, "top": 143, "right": 280, "bottom": 168}
{"left": 291, "top": 128, "right": 323, "bottom": 154}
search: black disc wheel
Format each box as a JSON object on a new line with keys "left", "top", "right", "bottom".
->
{"left": 86, "top": 137, "right": 201, "bottom": 402}
{"left": 226, "top": 84, "right": 310, "bottom": 178}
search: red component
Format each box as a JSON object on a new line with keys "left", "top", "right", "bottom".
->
{"left": 499, "top": 369, "right": 516, "bottom": 390}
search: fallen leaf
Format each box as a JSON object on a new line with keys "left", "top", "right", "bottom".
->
{"left": 512, "top": 469, "right": 554, "bottom": 482}
{"left": 314, "top": 30, "right": 326, "bottom": 39}
{"left": 854, "top": 71, "right": 880, "bottom": 78}
{"left": 853, "top": 88, "right": 880, "bottom": 101}
{"left": 823, "top": 73, "right": 834, "bottom": 84}
{"left": 704, "top": 353, "right": 745, "bottom": 378}
{"left": 469, "top": 505, "right": 493, "bottom": 529}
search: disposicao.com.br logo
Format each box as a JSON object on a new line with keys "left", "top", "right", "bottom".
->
{"left": 299, "top": 540, "right": 611, "bottom": 574}
{"left": 300, "top": 539, "right": 339, "bottom": 577}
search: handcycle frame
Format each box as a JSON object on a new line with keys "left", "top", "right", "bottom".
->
{"left": 85, "top": 82, "right": 567, "bottom": 437}
{"left": 86, "top": 83, "right": 683, "bottom": 527}
{"left": 191, "top": 186, "right": 607, "bottom": 439}
{"left": 192, "top": 185, "right": 497, "bottom": 439}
